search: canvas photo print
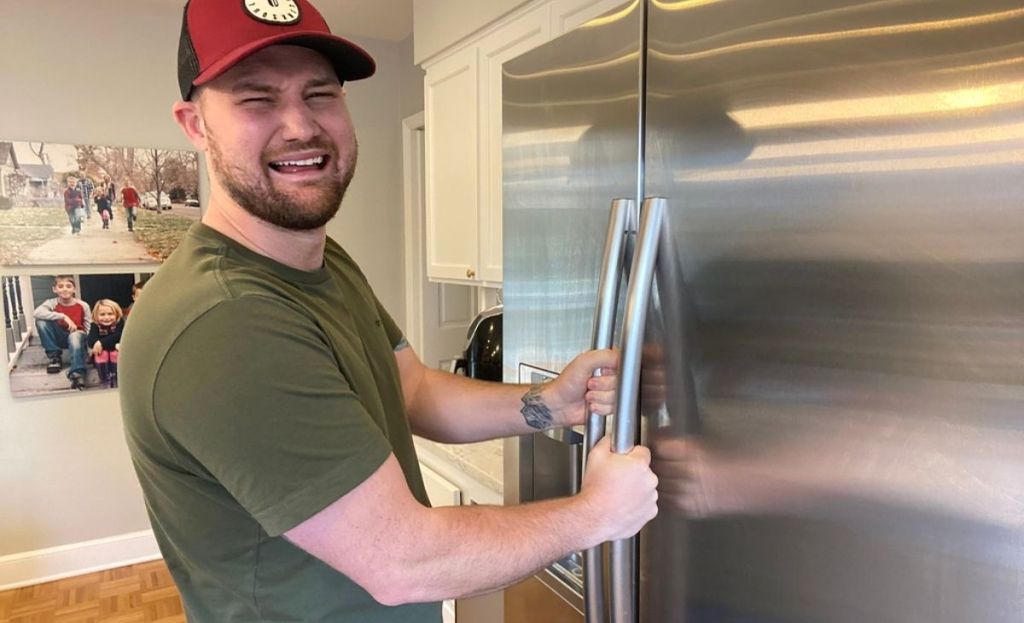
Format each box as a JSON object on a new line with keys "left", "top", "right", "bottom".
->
{"left": 0, "top": 140, "right": 200, "bottom": 267}
{"left": 4, "top": 272, "right": 152, "bottom": 397}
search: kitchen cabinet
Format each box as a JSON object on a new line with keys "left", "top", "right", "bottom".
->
{"left": 550, "top": 0, "right": 629, "bottom": 35}
{"left": 423, "top": 5, "right": 551, "bottom": 286}
{"left": 475, "top": 5, "right": 551, "bottom": 284}
{"left": 417, "top": 440, "right": 504, "bottom": 623}
{"left": 425, "top": 45, "right": 481, "bottom": 284}
{"left": 423, "top": 0, "right": 624, "bottom": 286}
{"left": 420, "top": 464, "right": 462, "bottom": 623}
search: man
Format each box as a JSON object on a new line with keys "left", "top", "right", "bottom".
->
{"left": 119, "top": 1, "right": 658, "bottom": 621}
{"left": 77, "top": 173, "right": 94, "bottom": 221}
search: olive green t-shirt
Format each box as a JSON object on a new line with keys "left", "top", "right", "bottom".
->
{"left": 119, "top": 223, "right": 440, "bottom": 623}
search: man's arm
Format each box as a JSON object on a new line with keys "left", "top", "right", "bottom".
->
{"left": 285, "top": 437, "right": 657, "bottom": 606}
{"left": 394, "top": 345, "right": 618, "bottom": 444}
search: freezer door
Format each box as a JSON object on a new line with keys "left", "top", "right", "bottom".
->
{"left": 502, "top": 2, "right": 644, "bottom": 621}
{"left": 502, "top": 0, "right": 643, "bottom": 386}
{"left": 642, "top": 0, "right": 1024, "bottom": 621}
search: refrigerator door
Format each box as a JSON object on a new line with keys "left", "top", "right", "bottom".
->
{"left": 642, "top": 0, "right": 1024, "bottom": 621}
{"left": 502, "top": 1, "right": 643, "bottom": 621}
{"left": 503, "top": 0, "right": 644, "bottom": 384}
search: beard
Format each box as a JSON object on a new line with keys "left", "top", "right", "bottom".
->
{"left": 206, "top": 127, "right": 357, "bottom": 231}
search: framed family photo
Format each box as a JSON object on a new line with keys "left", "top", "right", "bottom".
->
{"left": 0, "top": 140, "right": 201, "bottom": 268}
{"left": 4, "top": 272, "right": 153, "bottom": 397}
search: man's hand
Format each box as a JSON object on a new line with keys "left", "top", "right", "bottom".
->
{"left": 523, "top": 349, "right": 618, "bottom": 430}
{"left": 579, "top": 436, "right": 659, "bottom": 542}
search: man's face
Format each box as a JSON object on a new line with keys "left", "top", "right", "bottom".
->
{"left": 53, "top": 280, "right": 76, "bottom": 301}
{"left": 66, "top": 177, "right": 77, "bottom": 188}
{"left": 195, "top": 45, "right": 358, "bottom": 230}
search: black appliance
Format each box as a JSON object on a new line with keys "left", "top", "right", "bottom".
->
{"left": 452, "top": 305, "right": 502, "bottom": 381}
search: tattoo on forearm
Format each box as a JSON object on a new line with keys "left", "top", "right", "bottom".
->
{"left": 520, "top": 383, "right": 553, "bottom": 430}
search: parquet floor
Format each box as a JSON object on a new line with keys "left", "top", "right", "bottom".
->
{"left": 0, "top": 560, "right": 185, "bottom": 623}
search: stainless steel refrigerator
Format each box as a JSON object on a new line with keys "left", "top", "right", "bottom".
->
{"left": 502, "top": 1, "right": 1024, "bottom": 621}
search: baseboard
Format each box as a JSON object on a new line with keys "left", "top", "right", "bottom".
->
{"left": 0, "top": 530, "right": 162, "bottom": 591}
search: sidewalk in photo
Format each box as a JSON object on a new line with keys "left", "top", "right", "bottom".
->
{"left": 21, "top": 210, "right": 154, "bottom": 265}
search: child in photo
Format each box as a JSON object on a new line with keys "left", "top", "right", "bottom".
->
{"left": 33, "top": 275, "right": 91, "bottom": 390}
{"left": 63, "top": 176, "right": 84, "bottom": 235}
{"left": 94, "top": 187, "right": 113, "bottom": 229}
{"left": 88, "top": 299, "right": 124, "bottom": 389}
{"left": 124, "top": 281, "right": 144, "bottom": 318}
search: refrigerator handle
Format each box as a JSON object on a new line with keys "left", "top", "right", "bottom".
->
{"left": 583, "top": 198, "right": 636, "bottom": 623}
{"left": 609, "top": 197, "right": 667, "bottom": 623}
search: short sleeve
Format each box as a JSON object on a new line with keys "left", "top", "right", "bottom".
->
{"left": 374, "top": 294, "right": 404, "bottom": 349}
{"left": 153, "top": 295, "right": 392, "bottom": 536}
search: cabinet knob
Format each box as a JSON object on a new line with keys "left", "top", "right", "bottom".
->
{"left": 466, "top": 268, "right": 476, "bottom": 279}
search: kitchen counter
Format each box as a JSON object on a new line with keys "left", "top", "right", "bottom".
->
{"left": 414, "top": 437, "right": 503, "bottom": 500}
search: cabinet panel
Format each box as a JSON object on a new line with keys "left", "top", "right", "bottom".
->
{"left": 421, "top": 463, "right": 463, "bottom": 507}
{"left": 425, "top": 47, "right": 481, "bottom": 282}
{"left": 550, "top": 0, "right": 632, "bottom": 35}
{"left": 478, "top": 5, "right": 552, "bottom": 284}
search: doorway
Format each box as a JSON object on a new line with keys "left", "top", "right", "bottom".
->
{"left": 402, "top": 112, "right": 476, "bottom": 371}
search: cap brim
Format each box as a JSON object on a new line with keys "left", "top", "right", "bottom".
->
{"left": 191, "top": 30, "right": 375, "bottom": 92}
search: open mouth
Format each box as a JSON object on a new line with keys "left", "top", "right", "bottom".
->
{"left": 268, "top": 155, "right": 330, "bottom": 174}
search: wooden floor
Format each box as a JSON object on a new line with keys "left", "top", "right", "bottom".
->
{"left": 0, "top": 560, "right": 185, "bottom": 623}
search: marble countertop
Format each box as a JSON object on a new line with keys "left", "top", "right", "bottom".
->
{"left": 414, "top": 437, "right": 504, "bottom": 497}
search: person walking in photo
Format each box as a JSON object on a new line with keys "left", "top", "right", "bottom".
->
{"left": 121, "top": 180, "right": 141, "bottom": 232}
{"left": 33, "top": 275, "right": 91, "bottom": 390}
{"left": 119, "top": 1, "right": 657, "bottom": 621}
{"left": 77, "top": 173, "right": 95, "bottom": 221}
{"left": 63, "top": 175, "right": 84, "bottom": 234}
{"left": 103, "top": 174, "right": 116, "bottom": 210}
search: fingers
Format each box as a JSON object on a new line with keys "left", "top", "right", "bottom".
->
{"left": 629, "top": 444, "right": 652, "bottom": 465}
{"left": 577, "top": 348, "right": 618, "bottom": 374}
{"left": 586, "top": 398, "right": 614, "bottom": 415}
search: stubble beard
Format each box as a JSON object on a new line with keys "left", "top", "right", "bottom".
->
{"left": 206, "top": 128, "right": 357, "bottom": 231}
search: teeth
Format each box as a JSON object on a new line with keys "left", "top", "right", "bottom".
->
{"left": 274, "top": 156, "right": 324, "bottom": 167}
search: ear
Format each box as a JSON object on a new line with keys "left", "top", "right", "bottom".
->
{"left": 172, "top": 100, "right": 209, "bottom": 151}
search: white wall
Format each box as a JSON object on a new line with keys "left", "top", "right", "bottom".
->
{"left": 413, "top": 0, "right": 530, "bottom": 64}
{"left": 400, "top": 36, "right": 426, "bottom": 120}
{"left": 0, "top": 0, "right": 418, "bottom": 572}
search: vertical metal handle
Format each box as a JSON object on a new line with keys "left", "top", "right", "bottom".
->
{"left": 583, "top": 198, "right": 636, "bottom": 623}
{"left": 609, "top": 197, "right": 666, "bottom": 623}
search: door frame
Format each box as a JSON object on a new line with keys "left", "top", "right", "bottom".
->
{"left": 402, "top": 111, "right": 426, "bottom": 355}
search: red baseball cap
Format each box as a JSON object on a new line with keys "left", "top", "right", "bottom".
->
{"left": 177, "top": 0, "right": 376, "bottom": 100}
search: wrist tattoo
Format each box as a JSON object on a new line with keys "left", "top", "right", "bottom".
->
{"left": 521, "top": 382, "right": 553, "bottom": 430}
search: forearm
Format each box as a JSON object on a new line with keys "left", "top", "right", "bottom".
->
{"left": 33, "top": 301, "right": 59, "bottom": 321}
{"left": 406, "top": 368, "right": 548, "bottom": 443}
{"left": 385, "top": 495, "right": 598, "bottom": 604}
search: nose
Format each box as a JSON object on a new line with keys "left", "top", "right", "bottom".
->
{"left": 279, "top": 100, "right": 321, "bottom": 143}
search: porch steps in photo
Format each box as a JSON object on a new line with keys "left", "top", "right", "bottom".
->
{"left": 9, "top": 337, "right": 112, "bottom": 397}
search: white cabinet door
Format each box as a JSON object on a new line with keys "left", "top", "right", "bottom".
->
{"left": 425, "top": 46, "right": 481, "bottom": 282}
{"left": 420, "top": 463, "right": 462, "bottom": 623}
{"left": 421, "top": 463, "right": 463, "bottom": 508}
{"left": 550, "top": 0, "right": 632, "bottom": 35}
{"left": 476, "top": 5, "right": 552, "bottom": 284}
